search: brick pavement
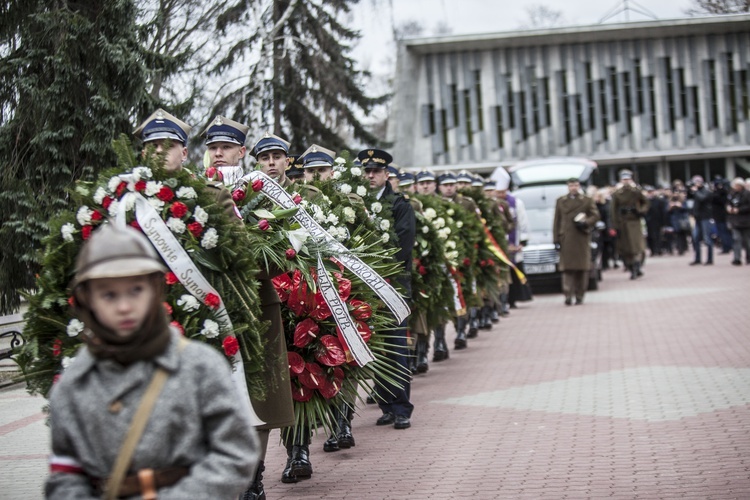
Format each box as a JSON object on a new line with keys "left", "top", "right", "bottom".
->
{"left": 1, "top": 253, "right": 748, "bottom": 499}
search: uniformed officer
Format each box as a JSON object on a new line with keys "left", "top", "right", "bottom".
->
{"left": 252, "top": 132, "right": 293, "bottom": 187}
{"left": 415, "top": 169, "right": 437, "bottom": 195}
{"left": 399, "top": 172, "right": 416, "bottom": 194}
{"left": 359, "top": 148, "right": 415, "bottom": 430}
{"left": 611, "top": 169, "right": 649, "bottom": 279}
{"left": 387, "top": 165, "right": 400, "bottom": 191}
{"left": 455, "top": 170, "right": 474, "bottom": 191}
{"left": 300, "top": 144, "right": 336, "bottom": 182}
{"left": 132, "top": 109, "right": 191, "bottom": 172}
{"left": 202, "top": 116, "right": 249, "bottom": 189}
{"left": 286, "top": 155, "right": 304, "bottom": 182}
{"left": 553, "top": 178, "right": 600, "bottom": 305}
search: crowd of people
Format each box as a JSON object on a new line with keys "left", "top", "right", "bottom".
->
{"left": 29, "top": 108, "right": 750, "bottom": 500}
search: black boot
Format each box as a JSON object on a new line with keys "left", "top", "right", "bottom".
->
{"left": 241, "top": 461, "right": 266, "bottom": 500}
{"left": 432, "top": 325, "right": 448, "bottom": 361}
{"left": 499, "top": 293, "right": 510, "bottom": 316}
{"left": 454, "top": 316, "right": 468, "bottom": 350}
{"left": 416, "top": 335, "right": 429, "bottom": 373}
{"left": 281, "top": 429, "right": 312, "bottom": 483}
{"left": 336, "top": 403, "right": 355, "bottom": 448}
{"left": 480, "top": 305, "right": 493, "bottom": 330}
{"left": 490, "top": 304, "right": 500, "bottom": 323}
{"left": 408, "top": 348, "right": 418, "bottom": 375}
{"left": 468, "top": 307, "right": 479, "bottom": 337}
{"left": 281, "top": 442, "right": 298, "bottom": 483}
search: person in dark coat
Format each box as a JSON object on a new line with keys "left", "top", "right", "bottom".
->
{"left": 360, "top": 148, "right": 416, "bottom": 430}
{"left": 645, "top": 186, "right": 667, "bottom": 256}
{"left": 688, "top": 175, "right": 715, "bottom": 265}
{"left": 726, "top": 177, "right": 750, "bottom": 265}
{"left": 553, "top": 178, "right": 600, "bottom": 305}
{"left": 711, "top": 177, "right": 734, "bottom": 253}
{"left": 611, "top": 170, "right": 649, "bottom": 279}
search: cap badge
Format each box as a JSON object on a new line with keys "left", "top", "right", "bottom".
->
{"left": 214, "top": 117, "right": 223, "bottom": 126}
{"left": 155, "top": 110, "right": 165, "bottom": 120}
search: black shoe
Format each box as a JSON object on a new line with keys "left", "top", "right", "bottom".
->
{"left": 323, "top": 434, "right": 339, "bottom": 452}
{"left": 565, "top": 297, "right": 572, "bottom": 306}
{"left": 376, "top": 412, "right": 395, "bottom": 426}
{"left": 732, "top": 260, "right": 742, "bottom": 266}
{"left": 289, "top": 445, "right": 312, "bottom": 479}
{"left": 575, "top": 298, "right": 583, "bottom": 305}
{"left": 336, "top": 421, "right": 355, "bottom": 449}
{"left": 490, "top": 309, "right": 500, "bottom": 323}
{"left": 394, "top": 415, "right": 411, "bottom": 429}
{"left": 241, "top": 461, "right": 266, "bottom": 500}
{"left": 689, "top": 261, "right": 701, "bottom": 266}
{"left": 704, "top": 261, "right": 713, "bottom": 265}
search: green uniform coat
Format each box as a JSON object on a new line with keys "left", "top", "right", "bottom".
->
{"left": 553, "top": 193, "right": 600, "bottom": 271}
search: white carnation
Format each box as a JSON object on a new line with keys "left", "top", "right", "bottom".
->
{"left": 107, "top": 200, "right": 120, "bottom": 217}
{"left": 314, "top": 210, "right": 327, "bottom": 223}
{"left": 66, "top": 318, "right": 84, "bottom": 337}
{"left": 123, "top": 193, "right": 136, "bottom": 211}
{"left": 356, "top": 185, "right": 367, "bottom": 197}
{"left": 327, "top": 213, "right": 339, "bottom": 225}
{"left": 166, "top": 217, "right": 186, "bottom": 234}
{"left": 201, "top": 228, "right": 219, "bottom": 249}
{"left": 93, "top": 187, "right": 107, "bottom": 205}
{"left": 132, "top": 166, "right": 153, "bottom": 181}
{"left": 371, "top": 202, "right": 382, "bottom": 214}
{"left": 335, "top": 157, "right": 347, "bottom": 165}
{"left": 75, "top": 185, "right": 90, "bottom": 196}
{"left": 446, "top": 250, "right": 459, "bottom": 262}
{"left": 108, "top": 176, "right": 122, "bottom": 192}
{"left": 177, "top": 295, "right": 200, "bottom": 312}
{"left": 145, "top": 180, "right": 163, "bottom": 197}
{"left": 343, "top": 207, "right": 356, "bottom": 224}
{"left": 447, "top": 208, "right": 455, "bottom": 216}
{"left": 351, "top": 167, "right": 362, "bottom": 177}
{"left": 61, "top": 223, "right": 76, "bottom": 242}
{"left": 193, "top": 206, "right": 209, "bottom": 224}
{"left": 456, "top": 221, "right": 464, "bottom": 228}
{"left": 148, "top": 198, "right": 165, "bottom": 210}
{"left": 339, "top": 183, "right": 352, "bottom": 195}
{"left": 381, "top": 233, "right": 390, "bottom": 243}
{"left": 76, "top": 206, "right": 92, "bottom": 226}
{"left": 438, "top": 228, "right": 450, "bottom": 239}
{"left": 434, "top": 217, "right": 445, "bottom": 229}
{"left": 422, "top": 225, "right": 429, "bottom": 234}
{"left": 380, "top": 219, "right": 390, "bottom": 231}
{"left": 200, "top": 319, "right": 220, "bottom": 338}
{"left": 443, "top": 227, "right": 451, "bottom": 235}
{"left": 423, "top": 208, "right": 437, "bottom": 221}
{"left": 421, "top": 249, "right": 430, "bottom": 257}
{"left": 332, "top": 171, "right": 342, "bottom": 180}
{"left": 446, "top": 240, "right": 457, "bottom": 249}
{"left": 61, "top": 356, "right": 74, "bottom": 370}
{"left": 176, "top": 186, "right": 198, "bottom": 199}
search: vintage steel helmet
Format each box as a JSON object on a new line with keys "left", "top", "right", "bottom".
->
{"left": 70, "top": 223, "right": 166, "bottom": 289}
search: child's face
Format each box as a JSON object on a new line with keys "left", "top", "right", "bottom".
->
{"left": 88, "top": 275, "right": 155, "bottom": 337}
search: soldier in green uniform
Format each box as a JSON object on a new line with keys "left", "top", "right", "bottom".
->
{"left": 553, "top": 178, "right": 601, "bottom": 305}
{"left": 611, "top": 170, "right": 649, "bottom": 280}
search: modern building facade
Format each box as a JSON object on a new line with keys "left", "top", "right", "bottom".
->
{"left": 387, "top": 14, "right": 750, "bottom": 186}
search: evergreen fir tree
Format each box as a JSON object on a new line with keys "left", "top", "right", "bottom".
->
{"left": 211, "top": 0, "right": 385, "bottom": 152}
{"left": 0, "top": 0, "right": 147, "bottom": 313}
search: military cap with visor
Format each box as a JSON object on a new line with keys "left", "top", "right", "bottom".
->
{"left": 472, "top": 175, "right": 485, "bottom": 187}
{"left": 300, "top": 144, "right": 336, "bottom": 168}
{"left": 202, "top": 116, "right": 249, "bottom": 146}
{"left": 415, "top": 170, "right": 436, "bottom": 182}
{"left": 286, "top": 154, "right": 304, "bottom": 178}
{"left": 399, "top": 172, "right": 415, "bottom": 186}
{"left": 133, "top": 109, "right": 191, "bottom": 145}
{"left": 357, "top": 149, "right": 393, "bottom": 170}
{"left": 438, "top": 172, "right": 457, "bottom": 185}
{"left": 252, "top": 132, "right": 291, "bottom": 157}
{"left": 456, "top": 170, "right": 474, "bottom": 184}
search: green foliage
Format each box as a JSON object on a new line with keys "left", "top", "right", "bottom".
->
{"left": 0, "top": 0, "right": 148, "bottom": 313}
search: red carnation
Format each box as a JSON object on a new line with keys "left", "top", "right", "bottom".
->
{"left": 258, "top": 219, "right": 270, "bottom": 231}
{"left": 115, "top": 182, "right": 127, "bottom": 197}
{"left": 187, "top": 222, "right": 204, "bottom": 238}
{"left": 291, "top": 382, "right": 313, "bottom": 402}
{"left": 222, "top": 336, "right": 240, "bottom": 357}
{"left": 315, "top": 335, "right": 346, "bottom": 367}
{"left": 52, "top": 339, "right": 62, "bottom": 357}
{"left": 462, "top": 257, "right": 471, "bottom": 267}
{"left": 293, "top": 194, "right": 302, "bottom": 205}
{"left": 91, "top": 210, "right": 103, "bottom": 222}
{"left": 165, "top": 272, "right": 179, "bottom": 285}
{"left": 101, "top": 196, "right": 113, "bottom": 210}
{"left": 170, "top": 201, "right": 188, "bottom": 218}
{"left": 418, "top": 265, "right": 427, "bottom": 275}
{"left": 349, "top": 299, "right": 372, "bottom": 320}
{"left": 157, "top": 186, "right": 175, "bottom": 202}
{"left": 204, "top": 293, "right": 221, "bottom": 310}
{"left": 81, "top": 225, "right": 93, "bottom": 240}
{"left": 288, "top": 351, "right": 305, "bottom": 375}
{"left": 251, "top": 179, "right": 264, "bottom": 192}
{"left": 285, "top": 248, "right": 297, "bottom": 260}
{"left": 135, "top": 180, "right": 147, "bottom": 192}
{"left": 170, "top": 321, "right": 185, "bottom": 335}
{"left": 163, "top": 302, "right": 173, "bottom": 315}
{"left": 294, "top": 318, "right": 320, "bottom": 348}
{"left": 232, "top": 189, "right": 246, "bottom": 202}
{"left": 130, "top": 220, "right": 141, "bottom": 231}
{"left": 67, "top": 296, "right": 75, "bottom": 307}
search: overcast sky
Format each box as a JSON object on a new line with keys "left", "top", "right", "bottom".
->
{"left": 349, "top": 0, "right": 695, "bottom": 75}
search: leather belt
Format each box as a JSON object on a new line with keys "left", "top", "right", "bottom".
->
{"left": 91, "top": 466, "right": 189, "bottom": 498}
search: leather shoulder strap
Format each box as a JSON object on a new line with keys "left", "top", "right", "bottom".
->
{"left": 104, "top": 337, "right": 188, "bottom": 500}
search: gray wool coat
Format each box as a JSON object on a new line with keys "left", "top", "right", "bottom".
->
{"left": 46, "top": 332, "right": 259, "bottom": 499}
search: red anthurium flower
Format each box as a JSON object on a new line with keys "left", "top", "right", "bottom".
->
{"left": 157, "top": 186, "right": 175, "bottom": 202}
{"left": 285, "top": 248, "right": 297, "bottom": 259}
{"left": 309, "top": 291, "right": 332, "bottom": 321}
{"left": 291, "top": 381, "right": 313, "bottom": 402}
{"left": 349, "top": 299, "right": 372, "bottom": 320}
{"left": 272, "top": 273, "right": 294, "bottom": 302}
{"left": 287, "top": 281, "right": 313, "bottom": 316}
{"left": 288, "top": 352, "right": 305, "bottom": 375}
{"left": 336, "top": 276, "right": 352, "bottom": 302}
{"left": 135, "top": 180, "right": 147, "bottom": 192}
{"left": 251, "top": 179, "right": 264, "bottom": 192}
{"left": 318, "top": 366, "right": 345, "bottom": 399}
{"left": 357, "top": 321, "right": 372, "bottom": 343}
{"left": 315, "top": 335, "right": 346, "bottom": 367}
{"left": 165, "top": 272, "right": 179, "bottom": 285}
{"left": 222, "top": 336, "right": 239, "bottom": 357}
{"left": 82, "top": 226, "right": 93, "bottom": 240}
{"left": 204, "top": 293, "right": 221, "bottom": 309}
{"left": 170, "top": 201, "right": 188, "bottom": 218}
{"left": 232, "top": 189, "right": 246, "bottom": 202}
{"left": 294, "top": 318, "right": 320, "bottom": 348}
{"left": 299, "top": 362, "right": 324, "bottom": 389}
{"left": 52, "top": 339, "right": 62, "bottom": 357}
{"left": 170, "top": 321, "right": 185, "bottom": 335}
{"left": 258, "top": 219, "right": 270, "bottom": 231}
{"left": 187, "top": 222, "right": 204, "bottom": 238}
{"left": 101, "top": 196, "right": 113, "bottom": 210}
